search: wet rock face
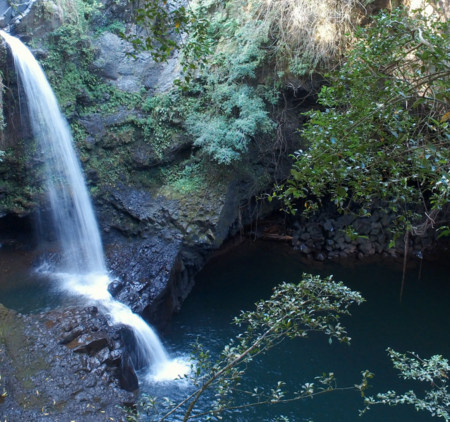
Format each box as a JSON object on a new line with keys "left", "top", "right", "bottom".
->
{"left": 106, "top": 234, "right": 195, "bottom": 328}
{"left": 0, "top": 0, "right": 34, "bottom": 29}
{"left": 99, "top": 177, "right": 275, "bottom": 327}
{"left": 96, "top": 175, "right": 279, "bottom": 327}
{"left": 102, "top": 184, "right": 184, "bottom": 238}
{"left": 0, "top": 304, "right": 136, "bottom": 421}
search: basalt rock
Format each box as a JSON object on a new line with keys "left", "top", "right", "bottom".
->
{"left": 92, "top": 30, "right": 181, "bottom": 94}
{"left": 0, "top": 303, "right": 135, "bottom": 421}
{"left": 12, "top": 0, "right": 65, "bottom": 39}
{"left": 0, "top": 0, "right": 35, "bottom": 29}
{"left": 99, "top": 173, "right": 281, "bottom": 327}
{"left": 106, "top": 234, "right": 193, "bottom": 328}
{"left": 290, "top": 206, "right": 441, "bottom": 261}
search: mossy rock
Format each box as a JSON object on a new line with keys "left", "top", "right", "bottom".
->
{"left": 0, "top": 303, "right": 48, "bottom": 408}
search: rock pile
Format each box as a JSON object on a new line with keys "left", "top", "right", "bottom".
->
{"left": 291, "top": 209, "right": 436, "bottom": 261}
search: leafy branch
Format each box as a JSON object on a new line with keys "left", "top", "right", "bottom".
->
{"left": 273, "top": 5, "right": 449, "bottom": 236}
{"left": 362, "top": 348, "right": 450, "bottom": 421}
{"left": 121, "top": 0, "right": 213, "bottom": 84}
{"left": 129, "top": 274, "right": 368, "bottom": 421}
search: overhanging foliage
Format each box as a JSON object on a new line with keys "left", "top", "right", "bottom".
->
{"left": 126, "top": 274, "right": 368, "bottom": 421}
{"left": 273, "top": 5, "right": 449, "bottom": 236}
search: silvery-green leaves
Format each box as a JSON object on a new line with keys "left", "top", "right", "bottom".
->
{"left": 363, "top": 348, "right": 450, "bottom": 421}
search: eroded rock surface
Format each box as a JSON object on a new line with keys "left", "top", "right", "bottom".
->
{"left": 0, "top": 304, "right": 136, "bottom": 421}
{"left": 92, "top": 31, "right": 181, "bottom": 94}
{"left": 106, "top": 234, "right": 192, "bottom": 328}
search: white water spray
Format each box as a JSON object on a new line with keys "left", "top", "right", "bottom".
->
{"left": 0, "top": 30, "right": 188, "bottom": 381}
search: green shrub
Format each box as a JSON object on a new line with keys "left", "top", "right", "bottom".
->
{"left": 187, "top": 84, "right": 274, "bottom": 164}
{"left": 274, "top": 6, "right": 450, "bottom": 234}
{"left": 126, "top": 0, "right": 363, "bottom": 164}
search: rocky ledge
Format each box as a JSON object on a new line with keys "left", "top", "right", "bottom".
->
{"left": 0, "top": 304, "right": 137, "bottom": 421}
{"left": 106, "top": 234, "right": 192, "bottom": 328}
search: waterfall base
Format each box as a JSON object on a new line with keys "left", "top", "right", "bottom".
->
{"left": 38, "top": 267, "right": 191, "bottom": 382}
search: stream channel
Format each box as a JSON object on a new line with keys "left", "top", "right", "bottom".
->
{"left": 0, "top": 238, "right": 449, "bottom": 421}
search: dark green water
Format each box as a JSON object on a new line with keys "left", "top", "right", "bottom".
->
{"left": 1, "top": 238, "right": 448, "bottom": 421}
{"left": 0, "top": 244, "right": 61, "bottom": 312}
{"left": 0, "top": 241, "right": 85, "bottom": 312}
{"left": 158, "top": 240, "right": 450, "bottom": 422}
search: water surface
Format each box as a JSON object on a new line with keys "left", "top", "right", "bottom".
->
{"left": 0, "top": 237, "right": 448, "bottom": 421}
{"left": 159, "top": 240, "right": 450, "bottom": 422}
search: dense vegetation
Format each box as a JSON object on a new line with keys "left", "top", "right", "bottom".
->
{"left": 126, "top": 0, "right": 363, "bottom": 164}
{"left": 122, "top": 0, "right": 450, "bottom": 241}
{"left": 19, "top": 0, "right": 360, "bottom": 206}
{"left": 0, "top": 0, "right": 448, "bottom": 420}
{"left": 1, "top": 0, "right": 448, "bottom": 226}
{"left": 273, "top": 5, "right": 449, "bottom": 239}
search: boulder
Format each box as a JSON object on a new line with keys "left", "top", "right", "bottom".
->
{"left": 0, "top": 0, "right": 34, "bottom": 29}
{"left": 119, "top": 353, "right": 139, "bottom": 392}
{"left": 106, "top": 235, "right": 188, "bottom": 327}
{"left": 13, "top": 0, "right": 64, "bottom": 39}
{"left": 92, "top": 31, "right": 181, "bottom": 94}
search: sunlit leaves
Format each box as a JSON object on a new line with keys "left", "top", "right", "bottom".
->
{"left": 363, "top": 349, "right": 450, "bottom": 420}
{"left": 275, "top": 6, "right": 450, "bottom": 234}
{"left": 121, "top": 0, "right": 213, "bottom": 82}
{"left": 187, "top": 84, "right": 274, "bottom": 164}
{"left": 131, "top": 274, "right": 365, "bottom": 421}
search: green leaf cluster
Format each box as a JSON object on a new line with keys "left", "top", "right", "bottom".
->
{"left": 187, "top": 84, "right": 274, "bottom": 164}
{"left": 363, "top": 348, "right": 450, "bottom": 420}
{"left": 40, "top": 24, "right": 97, "bottom": 113}
{"left": 275, "top": 6, "right": 450, "bottom": 234}
{"left": 122, "top": 0, "right": 213, "bottom": 81}
{"left": 178, "top": 1, "right": 277, "bottom": 164}
{"left": 159, "top": 162, "right": 207, "bottom": 195}
{"left": 133, "top": 273, "right": 366, "bottom": 421}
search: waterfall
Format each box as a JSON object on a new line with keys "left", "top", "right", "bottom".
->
{"left": 0, "top": 30, "right": 187, "bottom": 381}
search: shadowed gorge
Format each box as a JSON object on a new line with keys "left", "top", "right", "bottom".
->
{"left": 0, "top": 0, "right": 448, "bottom": 420}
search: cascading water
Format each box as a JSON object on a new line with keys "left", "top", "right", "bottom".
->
{"left": 0, "top": 30, "right": 187, "bottom": 381}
